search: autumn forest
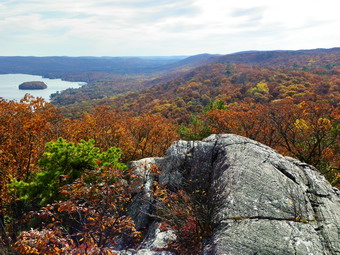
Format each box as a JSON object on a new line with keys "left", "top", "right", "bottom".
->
{"left": 0, "top": 48, "right": 339, "bottom": 254}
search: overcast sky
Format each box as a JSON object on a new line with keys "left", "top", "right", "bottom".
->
{"left": 0, "top": 0, "right": 339, "bottom": 56}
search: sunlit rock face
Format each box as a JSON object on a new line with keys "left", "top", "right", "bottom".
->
{"left": 120, "top": 134, "right": 340, "bottom": 255}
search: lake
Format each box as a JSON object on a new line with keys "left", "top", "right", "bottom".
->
{"left": 0, "top": 74, "right": 85, "bottom": 102}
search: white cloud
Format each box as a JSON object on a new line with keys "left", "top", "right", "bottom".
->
{"left": 0, "top": 0, "right": 339, "bottom": 56}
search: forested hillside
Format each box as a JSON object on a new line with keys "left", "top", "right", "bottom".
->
{"left": 0, "top": 56, "right": 187, "bottom": 76}
{"left": 52, "top": 48, "right": 340, "bottom": 184}
{"left": 0, "top": 48, "right": 339, "bottom": 254}
{"left": 51, "top": 48, "right": 340, "bottom": 117}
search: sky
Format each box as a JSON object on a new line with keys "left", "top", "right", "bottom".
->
{"left": 0, "top": 0, "right": 339, "bottom": 56}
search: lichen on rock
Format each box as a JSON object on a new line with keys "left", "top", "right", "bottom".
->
{"left": 121, "top": 134, "right": 340, "bottom": 255}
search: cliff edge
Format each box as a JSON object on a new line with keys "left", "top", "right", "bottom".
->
{"left": 124, "top": 134, "right": 340, "bottom": 254}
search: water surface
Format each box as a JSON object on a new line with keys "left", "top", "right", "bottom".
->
{"left": 0, "top": 74, "right": 85, "bottom": 102}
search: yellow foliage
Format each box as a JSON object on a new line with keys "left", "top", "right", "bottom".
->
{"left": 294, "top": 119, "right": 309, "bottom": 130}
{"left": 317, "top": 118, "right": 331, "bottom": 128}
{"left": 247, "top": 81, "right": 269, "bottom": 95}
{"left": 256, "top": 81, "right": 269, "bottom": 93}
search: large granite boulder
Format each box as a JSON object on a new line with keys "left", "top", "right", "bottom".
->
{"left": 124, "top": 134, "right": 340, "bottom": 255}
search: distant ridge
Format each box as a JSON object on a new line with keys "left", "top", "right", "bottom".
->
{"left": 215, "top": 47, "right": 340, "bottom": 66}
{"left": 0, "top": 47, "right": 338, "bottom": 79}
{"left": 0, "top": 56, "right": 181, "bottom": 76}
{"left": 174, "top": 53, "right": 220, "bottom": 65}
{"left": 154, "top": 53, "right": 220, "bottom": 72}
{"left": 229, "top": 47, "right": 340, "bottom": 55}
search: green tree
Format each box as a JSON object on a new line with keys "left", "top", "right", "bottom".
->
{"left": 15, "top": 166, "right": 140, "bottom": 254}
{"left": 10, "top": 138, "right": 126, "bottom": 206}
{"left": 203, "top": 99, "right": 226, "bottom": 112}
{"left": 179, "top": 115, "right": 211, "bottom": 140}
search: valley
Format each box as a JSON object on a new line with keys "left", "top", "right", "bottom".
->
{"left": 0, "top": 47, "right": 339, "bottom": 254}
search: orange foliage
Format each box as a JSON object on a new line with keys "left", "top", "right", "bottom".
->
{"left": 63, "top": 106, "right": 179, "bottom": 162}
{"left": 0, "top": 95, "right": 63, "bottom": 184}
{"left": 205, "top": 100, "right": 339, "bottom": 186}
{"left": 15, "top": 167, "right": 140, "bottom": 254}
{"left": 0, "top": 95, "right": 64, "bottom": 246}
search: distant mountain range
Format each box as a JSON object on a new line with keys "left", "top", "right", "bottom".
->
{"left": 0, "top": 56, "right": 184, "bottom": 75}
{"left": 42, "top": 47, "right": 339, "bottom": 119}
{"left": 0, "top": 48, "right": 338, "bottom": 78}
{"left": 215, "top": 47, "right": 340, "bottom": 66}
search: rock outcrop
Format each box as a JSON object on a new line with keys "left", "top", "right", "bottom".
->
{"left": 124, "top": 134, "right": 340, "bottom": 254}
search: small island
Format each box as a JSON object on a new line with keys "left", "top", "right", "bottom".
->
{"left": 19, "top": 81, "right": 48, "bottom": 90}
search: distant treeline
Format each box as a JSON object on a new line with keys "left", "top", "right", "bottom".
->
{"left": 0, "top": 56, "right": 187, "bottom": 76}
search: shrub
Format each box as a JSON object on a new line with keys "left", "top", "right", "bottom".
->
{"left": 15, "top": 166, "right": 141, "bottom": 254}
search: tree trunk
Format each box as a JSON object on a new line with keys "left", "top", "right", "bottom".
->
{"left": 0, "top": 212, "right": 9, "bottom": 246}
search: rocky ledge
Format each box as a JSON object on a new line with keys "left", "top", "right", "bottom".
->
{"left": 122, "top": 134, "right": 340, "bottom": 255}
{"left": 18, "top": 81, "right": 47, "bottom": 90}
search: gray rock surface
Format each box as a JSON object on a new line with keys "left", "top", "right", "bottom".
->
{"left": 122, "top": 134, "right": 340, "bottom": 254}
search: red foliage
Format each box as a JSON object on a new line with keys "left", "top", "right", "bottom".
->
{"left": 14, "top": 167, "right": 141, "bottom": 254}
